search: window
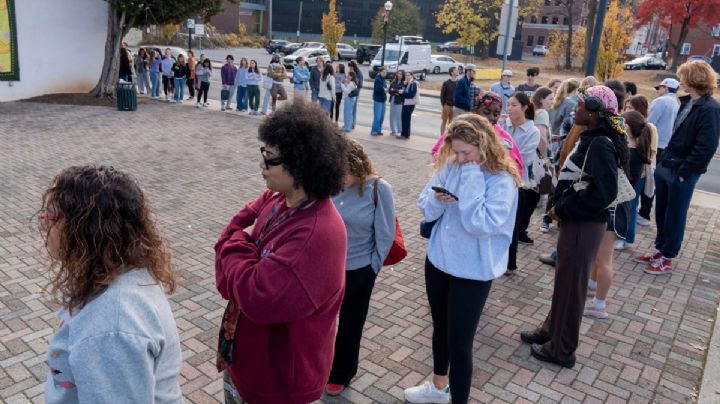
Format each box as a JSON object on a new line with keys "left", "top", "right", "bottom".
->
{"left": 544, "top": 0, "right": 550, "bottom": 5}
{"left": 552, "top": 16, "right": 559, "bottom": 24}
{"left": 541, "top": 16, "right": 548, "bottom": 24}
{"left": 713, "top": 44, "right": 720, "bottom": 57}
{"left": 527, "top": 36, "right": 535, "bottom": 46}
{"left": 680, "top": 43, "right": 691, "bottom": 55}
{"left": 555, "top": 0, "right": 562, "bottom": 5}
{"left": 538, "top": 36, "right": 545, "bottom": 45}
{"left": 563, "top": 16, "right": 569, "bottom": 25}
{"left": 531, "top": 16, "right": 537, "bottom": 23}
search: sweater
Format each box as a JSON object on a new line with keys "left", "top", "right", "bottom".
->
{"left": 373, "top": 75, "right": 387, "bottom": 103}
{"left": 335, "top": 73, "right": 346, "bottom": 93}
{"left": 440, "top": 78, "right": 457, "bottom": 107}
{"left": 403, "top": 81, "right": 419, "bottom": 106}
{"left": 215, "top": 191, "right": 346, "bottom": 404}
{"left": 648, "top": 92, "right": 680, "bottom": 149}
{"left": 318, "top": 74, "right": 336, "bottom": 101}
{"left": 161, "top": 58, "right": 174, "bottom": 77}
{"left": 170, "top": 63, "right": 189, "bottom": 79}
{"left": 418, "top": 161, "right": 518, "bottom": 280}
{"left": 235, "top": 67, "right": 248, "bottom": 87}
{"left": 221, "top": 64, "right": 237, "bottom": 85}
{"left": 550, "top": 96, "right": 578, "bottom": 135}
{"left": 45, "top": 269, "right": 182, "bottom": 404}
{"left": 341, "top": 81, "right": 357, "bottom": 97}
{"left": 310, "top": 66, "right": 322, "bottom": 91}
{"left": 246, "top": 70, "right": 262, "bottom": 86}
{"left": 453, "top": 76, "right": 472, "bottom": 111}
{"left": 332, "top": 178, "right": 395, "bottom": 273}
{"left": 149, "top": 56, "right": 162, "bottom": 73}
{"left": 293, "top": 65, "right": 310, "bottom": 89}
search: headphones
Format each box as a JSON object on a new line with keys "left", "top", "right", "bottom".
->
{"left": 583, "top": 95, "right": 606, "bottom": 118}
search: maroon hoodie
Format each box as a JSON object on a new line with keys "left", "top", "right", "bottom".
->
{"left": 215, "top": 190, "right": 347, "bottom": 404}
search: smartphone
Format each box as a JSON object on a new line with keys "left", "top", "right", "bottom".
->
{"left": 431, "top": 186, "right": 459, "bottom": 201}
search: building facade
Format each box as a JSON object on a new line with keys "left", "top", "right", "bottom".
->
{"left": 668, "top": 22, "right": 720, "bottom": 60}
{"left": 518, "top": 0, "right": 588, "bottom": 52}
{"left": 211, "top": 0, "right": 268, "bottom": 35}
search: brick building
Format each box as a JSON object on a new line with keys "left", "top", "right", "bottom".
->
{"left": 668, "top": 22, "right": 720, "bottom": 60}
{"left": 519, "top": 0, "right": 589, "bottom": 52}
{"left": 210, "top": 0, "right": 269, "bottom": 35}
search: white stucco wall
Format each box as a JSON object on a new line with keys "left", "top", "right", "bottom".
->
{"left": 0, "top": 0, "right": 108, "bottom": 101}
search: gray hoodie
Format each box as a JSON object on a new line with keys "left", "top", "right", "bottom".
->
{"left": 45, "top": 269, "right": 183, "bottom": 404}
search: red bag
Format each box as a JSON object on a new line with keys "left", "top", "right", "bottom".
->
{"left": 373, "top": 178, "right": 407, "bottom": 266}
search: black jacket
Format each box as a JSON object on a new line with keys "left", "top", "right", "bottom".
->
{"left": 310, "top": 66, "right": 322, "bottom": 91}
{"left": 554, "top": 126, "right": 619, "bottom": 222}
{"left": 661, "top": 94, "right": 720, "bottom": 178}
{"left": 440, "top": 79, "right": 457, "bottom": 107}
{"left": 171, "top": 63, "right": 190, "bottom": 79}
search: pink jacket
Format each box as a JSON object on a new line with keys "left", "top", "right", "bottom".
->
{"left": 431, "top": 124, "right": 524, "bottom": 177}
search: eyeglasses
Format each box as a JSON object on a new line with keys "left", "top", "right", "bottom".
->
{"left": 39, "top": 209, "right": 63, "bottom": 231}
{"left": 260, "top": 147, "right": 283, "bottom": 169}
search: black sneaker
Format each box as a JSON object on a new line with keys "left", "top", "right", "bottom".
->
{"left": 518, "top": 234, "right": 534, "bottom": 245}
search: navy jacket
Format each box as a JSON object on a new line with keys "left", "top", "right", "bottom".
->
{"left": 453, "top": 76, "right": 472, "bottom": 111}
{"left": 373, "top": 76, "right": 387, "bottom": 103}
{"left": 661, "top": 94, "right": 720, "bottom": 178}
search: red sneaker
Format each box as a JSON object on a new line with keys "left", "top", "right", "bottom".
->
{"left": 325, "top": 383, "right": 345, "bottom": 396}
{"left": 644, "top": 258, "right": 672, "bottom": 275}
{"left": 635, "top": 250, "right": 662, "bottom": 264}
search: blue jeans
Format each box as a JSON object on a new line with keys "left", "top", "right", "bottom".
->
{"left": 319, "top": 97, "right": 333, "bottom": 114}
{"left": 311, "top": 88, "right": 319, "bottom": 102}
{"left": 352, "top": 90, "right": 360, "bottom": 128}
{"left": 173, "top": 77, "right": 186, "bottom": 101}
{"left": 236, "top": 86, "right": 248, "bottom": 110}
{"left": 654, "top": 164, "right": 701, "bottom": 258}
{"left": 344, "top": 96, "right": 357, "bottom": 132}
{"left": 625, "top": 177, "right": 645, "bottom": 244}
{"left": 150, "top": 72, "right": 161, "bottom": 97}
{"left": 371, "top": 101, "right": 386, "bottom": 133}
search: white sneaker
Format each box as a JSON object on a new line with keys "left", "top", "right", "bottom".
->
{"left": 203, "top": 102, "right": 209, "bottom": 107}
{"left": 637, "top": 216, "right": 651, "bottom": 226}
{"left": 404, "top": 381, "right": 450, "bottom": 404}
{"left": 583, "top": 303, "right": 609, "bottom": 319}
{"left": 540, "top": 222, "right": 550, "bottom": 233}
{"left": 195, "top": 102, "right": 201, "bottom": 108}
{"left": 614, "top": 240, "right": 626, "bottom": 250}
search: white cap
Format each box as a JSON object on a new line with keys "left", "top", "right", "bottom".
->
{"left": 502, "top": 69, "right": 513, "bottom": 77}
{"left": 465, "top": 64, "right": 477, "bottom": 71}
{"left": 656, "top": 78, "right": 679, "bottom": 89}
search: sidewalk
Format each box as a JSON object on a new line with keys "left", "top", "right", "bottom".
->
{"left": 1, "top": 100, "right": 719, "bottom": 403}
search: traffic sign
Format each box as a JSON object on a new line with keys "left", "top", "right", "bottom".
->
{"left": 187, "top": 19, "right": 195, "bottom": 29}
{"left": 195, "top": 24, "right": 204, "bottom": 36}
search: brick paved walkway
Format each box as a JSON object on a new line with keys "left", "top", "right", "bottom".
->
{"left": 1, "top": 101, "right": 719, "bottom": 403}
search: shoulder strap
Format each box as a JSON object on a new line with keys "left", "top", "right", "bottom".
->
{"left": 373, "top": 177, "right": 379, "bottom": 207}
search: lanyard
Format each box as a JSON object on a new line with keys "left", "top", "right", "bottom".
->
{"left": 254, "top": 199, "right": 315, "bottom": 247}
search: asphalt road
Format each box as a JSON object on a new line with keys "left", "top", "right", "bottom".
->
{"left": 187, "top": 47, "right": 720, "bottom": 195}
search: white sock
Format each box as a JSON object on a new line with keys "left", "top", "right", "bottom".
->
{"left": 588, "top": 279, "right": 597, "bottom": 290}
{"left": 593, "top": 297, "right": 606, "bottom": 310}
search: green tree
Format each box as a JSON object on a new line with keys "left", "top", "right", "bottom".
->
{"left": 93, "top": 0, "right": 232, "bottom": 98}
{"left": 322, "top": 0, "right": 345, "bottom": 60}
{"left": 371, "top": 0, "right": 421, "bottom": 43}
{"left": 596, "top": 1, "right": 633, "bottom": 81}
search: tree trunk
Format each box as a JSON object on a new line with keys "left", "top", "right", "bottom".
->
{"left": 91, "top": 7, "right": 133, "bottom": 98}
{"left": 670, "top": 16, "right": 691, "bottom": 71}
{"left": 583, "top": 0, "right": 598, "bottom": 69}
{"left": 564, "top": 1, "right": 574, "bottom": 70}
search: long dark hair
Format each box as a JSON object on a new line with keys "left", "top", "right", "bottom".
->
{"left": 511, "top": 92, "right": 535, "bottom": 120}
{"left": 393, "top": 70, "right": 405, "bottom": 84}
{"left": 531, "top": 87, "right": 553, "bottom": 110}
{"left": 622, "top": 111, "right": 652, "bottom": 164}
{"left": 249, "top": 59, "right": 259, "bottom": 74}
{"left": 347, "top": 71, "right": 358, "bottom": 86}
{"left": 337, "top": 63, "right": 345, "bottom": 74}
{"left": 322, "top": 63, "right": 335, "bottom": 81}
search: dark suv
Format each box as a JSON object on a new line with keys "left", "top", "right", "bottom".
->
{"left": 266, "top": 39, "right": 289, "bottom": 54}
{"left": 356, "top": 44, "right": 382, "bottom": 64}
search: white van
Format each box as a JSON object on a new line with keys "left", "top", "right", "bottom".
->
{"left": 369, "top": 42, "right": 431, "bottom": 81}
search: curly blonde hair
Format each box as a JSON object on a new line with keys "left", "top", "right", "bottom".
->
{"left": 435, "top": 114, "right": 522, "bottom": 187}
{"left": 39, "top": 166, "right": 176, "bottom": 313}
{"left": 344, "top": 138, "right": 377, "bottom": 196}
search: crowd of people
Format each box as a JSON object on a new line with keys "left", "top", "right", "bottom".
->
{"left": 43, "top": 52, "right": 719, "bottom": 404}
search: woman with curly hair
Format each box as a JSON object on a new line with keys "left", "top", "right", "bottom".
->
{"left": 406, "top": 114, "right": 520, "bottom": 404}
{"left": 215, "top": 101, "right": 348, "bottom": 404}
{"left": 326, "top": 139, "right": 396, "bottom": 396}
{"left": 521, "top": 85, "right": 625, "bottom": 368}
{"left": 41, "top": 165, "right": 181, "bottom": 403}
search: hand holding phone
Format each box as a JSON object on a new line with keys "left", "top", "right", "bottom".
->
{"left": 432, "top": 186, "right": 459, "bottom": 201}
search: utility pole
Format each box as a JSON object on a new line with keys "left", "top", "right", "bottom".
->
{"left": 296, "top": 1, "right": 303, "bottom": 42}
{"left": 500, "top": 0, "right": 516, "bottom": 74}
{"left": 268, "top": 0, "right": 273, "bottom": 39}
{"left": 585, "top": 0, "right": 608, "bottom": 77}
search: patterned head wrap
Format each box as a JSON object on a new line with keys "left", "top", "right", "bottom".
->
{"left": 578, "top": 86, "right": 626, "bottom": 136}
{"left": 474, "top": 91, "right": 502, "bottom": 110}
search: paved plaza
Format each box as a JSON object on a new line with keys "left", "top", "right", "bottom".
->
{"left": 1, "top": 101, "right": 720, "bottom": 403}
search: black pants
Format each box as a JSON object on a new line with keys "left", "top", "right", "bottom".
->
{"left": 401, "top": 105, "right": 415, "bottom": 137}
{"left": 639, "top": 148, "right": 663, "bottom": 220}
{"left": 425, "top": 258, "right": 492, "bottom": 404}
{"left": 162, "top": 75, "right": 173, "bottom": 96}
{"left": 197, "top": 81, "right": 209, "bottom": 103}
{"left": 186, "top": 78, "right": 195, "bottom": 98}
{"left": 333, "top": 92, "right": 343, "bottom": 122}
{"left": 328, "top": 265, "right": 377, "bottom": 386}
{"left": 508, "top": 188, "right": 541, "bottom": 269}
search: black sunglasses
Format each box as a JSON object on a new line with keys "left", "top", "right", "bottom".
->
{"left": 260, "top": 147, "right": 283, "bottom": 169}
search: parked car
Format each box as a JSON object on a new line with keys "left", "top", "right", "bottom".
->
{"left": 429, "top": 55, "right": 464, "bottom": 74}
{"left": 336, "top": 43, "right": 356, "bottom": 60}
{"left": 688, "top": 55, "right": 713, "bottom": 64}
{"left": 357, "top": 44, "right": 382, "bottom": 64}
{"left": 301, "top": 41, "right": 324, "bottom": 49}
{"left": 266, "top": 39, "right": 290, "bottom": 54}
{"left": 283, "top": 48, "right": 332, "bottom": 69}
{"left": 532, "top": 45, "right": 548, "bottom": 56}
{"left": 142, "top": 45, "right": 187, "bottom": 61}
{"left": 437, "top": 41, "right": 465, "bottom": 54}
{"left": 280, "top": 42, "right": 302, "bottom": 55}
{"left": 624, "top": 56, "right": 667, "bottom": 70}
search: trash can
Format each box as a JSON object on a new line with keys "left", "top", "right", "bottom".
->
{"left": 116, "top": 82, "right": 137, "bottom": 111}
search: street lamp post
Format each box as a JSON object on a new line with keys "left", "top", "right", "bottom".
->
{"left": 380, "top": 1, "right": 393, "bottom": 67}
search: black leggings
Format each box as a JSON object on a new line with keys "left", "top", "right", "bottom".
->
{"left": 508, "top": 188, "right": 541, "bottom": 269}
{"left": 162, "top": 75, "right": 173, "bottom": 95}
{"left": 186, "top": 78, "right": 195, "bottom": 97}
{"left": 425, "top": 258, "right": 492, "bottom": 404}
{"left": 401, "top": 105, "right": 415, "bottom": 137}
{"left": 328, "top": 265, "right": 377, "bottom": 385}
{"left": 197, "top": 81, "right": 209, "bottom": 103}
{"left": 333, "top": 92, "right": 343, "bottom": 122}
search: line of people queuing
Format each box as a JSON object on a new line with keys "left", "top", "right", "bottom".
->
{"left": 43, "top": 59, "right": 718, "bottom": 404}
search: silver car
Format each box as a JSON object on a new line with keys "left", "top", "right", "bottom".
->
{"left": 336, "top": 43, "right": 356, "bottom": 60}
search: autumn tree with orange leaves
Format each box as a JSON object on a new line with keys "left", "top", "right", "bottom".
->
{"left": 636, "top": 0, "right": 720, "bottom": 71}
